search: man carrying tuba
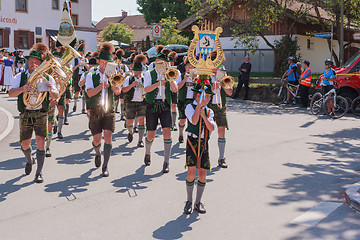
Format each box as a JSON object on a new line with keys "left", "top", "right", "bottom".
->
{"left": 85, "top": 42, "right": 121, "bottom": 177}
{"left": 209, "top": 50, "right": 233, "bottom": 169}
{"left": 8, "top": 43, "right": 59, "bottom": 183}
{"left": 122, "top": 54, "right": 147, "bottom": 147}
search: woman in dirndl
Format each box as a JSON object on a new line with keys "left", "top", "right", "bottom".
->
{"left": 1, "top": 52, "right": 15, "bottom": 93}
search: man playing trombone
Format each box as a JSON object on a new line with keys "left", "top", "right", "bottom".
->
{"left": 143, "top": 49, "right": 178, "bottom": 173}
{"left": 85, "top": 42, "right": 121, "bottom": 177}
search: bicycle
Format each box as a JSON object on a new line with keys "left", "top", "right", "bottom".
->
{"left": 270, "top": 78, "right": 300, "bottom": 105}
{"left": 351, "top": 96, "right": 360, "bottom": 116}
{"left": 310, "top": 87, "right": 349, "bottom": 119}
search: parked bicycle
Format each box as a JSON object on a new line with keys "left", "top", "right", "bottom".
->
{"left": 270, "top": 78, "right": 300, "bottom": 105}
{"left": 310, "top": 87, "right": 348, "bottom": 119}
{"left": 351, "top": 96, "right": 360, "bottom": 116}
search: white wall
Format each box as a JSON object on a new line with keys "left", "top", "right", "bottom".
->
{"left": 0, "top": 0, "right": 96, "bottom": 53}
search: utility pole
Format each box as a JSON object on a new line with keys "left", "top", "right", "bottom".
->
{"left": 340, "top": 0, "right": 344, "bottom": 66}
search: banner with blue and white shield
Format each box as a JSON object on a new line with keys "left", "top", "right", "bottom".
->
{"left": 196, "top": 34, "right": 216, "bottom": 57}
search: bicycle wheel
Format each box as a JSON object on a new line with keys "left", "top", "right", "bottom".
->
{"left": 351, "top": 96, "right": 360, "bottom": 116}
{"left": 323, "top": 95, "right": 349, "bottom": 119}
{"left": 310, "top": 92, "right": 323, "bottom": 115}
{"left": 270, "top": 87, "right": 286, "bottom": 105}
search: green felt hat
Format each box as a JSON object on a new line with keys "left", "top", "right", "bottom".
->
{"left": 88, "top": 57, "right": 98, "bottom": 66}
{"left": 131, "top": 62, "right": 143, "bottom": 71}
{"left": 52, "top": 50, "right": 62, "bottom": 58}
{"left": 25, "top": 50, "right": 44, "bottom": 62}
{"left": 156, "top": 52, "right": 168, "bottom": 62}
{"left": 18, "top": 60, "right": 24, "bottom": 64}
{"left": 169, "top": 56, "right": 175, "bottom": 63}
{"left": 97, "top": 50, "right": 113, "bottom": 62}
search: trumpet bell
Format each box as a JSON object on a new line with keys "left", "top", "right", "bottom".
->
{"left": 165, "top": 67, "right": 180, "bottom": 82}
{"left": 221, "top": 76, "right": 235, "bottom": 89}
{"left": 110, "top": 73, "right": 125, "bottom": 88}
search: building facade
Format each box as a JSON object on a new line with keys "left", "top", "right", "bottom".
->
{"left": 0, "top": 0, "right": 97, "bottom": 53}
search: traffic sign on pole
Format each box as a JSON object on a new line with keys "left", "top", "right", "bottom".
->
{"left": 354, "top": 33, "right": 360, "bottom": 40}
{"left": 315, "top": 32, "right": 332, "bottom": 38}
{"left": 152, "top": 24, "right": 162, "bottom": 39}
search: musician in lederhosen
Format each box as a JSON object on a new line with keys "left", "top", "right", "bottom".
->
{"left": 183, "top": 79, "right": 216, "bottom": 215}
{"left": 114, "top": 49, "right": 130, "bottom": 115}
{"left": 122, "top": 54, "right": 147, "bottom": 147}
{"left": 143, "top": 50, "right": 178, "bottom": 173}
{"left": 176, "top": 56, "right": 195, "bottom": 143}
{"left": 71, "top": 43, "right": 86, "bottom": 113}
{"left": 209, "top": 50, "right": 233, "bottom": 169}
{"left": 85, "top": 42, "right": 121, "bottom": 177}
{"left": 168, "top": 51, "right": 179, "bottom": 131}
{"left": 9, "top": 43, "right": 59, "bottom": 183}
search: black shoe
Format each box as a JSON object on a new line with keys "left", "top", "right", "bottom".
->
{"left": 81, "top": 109, "right": 86, "bottom": 114}
{"left": 173, "top": 125, "right": 178, "bottom": 131}
{"left": 194, "top": 202, "right": 206, "bottom": 214}
{"left": 123, "top": 122, "right": 127, "bottom": 129}
{"left": 115, "top": 110, "right": 120, "bottom": 113}
{"left": 73, "top": 106, "right": 77, "bottom": 112}
{"left": 134, "top": 127, "right": 138, "bottom": 133}
{"left": 162, "top": 162, "right": 169, "bottom": 173}
{"left": 53, "top": 125, "right": 58, "bottom": 134}
{"left": 95, "top": 155, "right": 101, "bottom": 168}
{"left": 144, "top": 154, "right": 151, "bottom": 166}
{"left": 102, "top": 167, "right": 109, "bottom": 177}
{"left": 179, "top": 135, "right": 184, "bottom": 144}
{"left": 128, "top": 133, "right": 133, "bottom": 143}
{"left": 45, "top": 148, "right": 51, "bottom": 158}
{"left": 64, "top": 120, "right": 69, "bottom": 125}
{"left": 57, "top": 132, "right": 63, "bottom": 139}
{"left": 25, "top": 162, "right": 32, "bottom": 175}
{"left": 34, "top": 173, "right": 44, "bottom": 183}
{"left": 137, "top": 141, "right": 144, "bottom": 148}
{"left": 120, "top": 116, "right": 126, "bottom": 121}
{"left": 183, "top": 201, "right": 193, "bottom": 214}
{"left": 218, "top": 158, "right": 228, "bottom": 168}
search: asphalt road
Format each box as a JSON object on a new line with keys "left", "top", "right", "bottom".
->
{"left": 1, "top": 93, "right": 360, "bottom": 240}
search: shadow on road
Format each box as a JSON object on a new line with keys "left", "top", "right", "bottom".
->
{"left": 58, "top": 130, "right": 91, "bottom": 143}
{"left": 0, "top": 174, "right": 34, "bottom": 202}
{"left": 111, "top": 165, "right": 162, "bottom": 197}
{"left": 44, "top": 168, "right": 101, "bottom": 199}
{"left": 55, "top": 148, "right": 92, "bottom": 165}
{"left": 152, "top": 213, "right": 200, "bottom": 240}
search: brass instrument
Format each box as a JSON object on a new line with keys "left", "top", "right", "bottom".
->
{"left": 165, "top": 67, "right": 180, "bottom": 82}
{"left": 50, "top": 45, "right": 81, "bottom": 96}
{"left": 221, "top": 75, "right": 235, "bottom": 89}
{"left": 109, "top": 73, "right": 125, "bottom": 88}
{"left": 23, "top": 52, "right": 65, "bottom": 109}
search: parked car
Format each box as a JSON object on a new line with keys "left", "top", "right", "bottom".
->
{"left": 146, "top": 44, "right": 189, "bottom": 66}
{"left": 317, "top": 51, "right": 360, "bottom": 100}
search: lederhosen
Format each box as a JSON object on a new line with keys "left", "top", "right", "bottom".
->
{"left": 186, "top": 103, "right": 211, "bottom": 170}
{"left": 72, "top": 58, "right": 81, "bottom": 93}
{"left": 124, "top": 75, "right": 146, "bottom": 120}
{"left": 18, "top": 72, "right": 50, "bottom": 141}
{"left": 145, "top": 69, "right": 173, "bottom": 131}
{"left": 87, "top": 71, "right": 116, "bottom": 135}
{"left": 178, "top": 72, "right": 195, "bottom": 119}
{"left": 209, "top": 85, "right": 229, "bottom": 129}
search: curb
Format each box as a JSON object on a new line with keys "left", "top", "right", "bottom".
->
{"left": 343, "top": 181, "right": 360, "bottom": 212}
{"left": 0, "top": 106, "right": 14, "bottom": 142}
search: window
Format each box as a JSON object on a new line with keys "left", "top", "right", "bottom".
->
{"left": 71, "top": 0, "right": 78, "bottom": 3}
{"left": 0, "top": 29, "right": 3, "bottom": 48}
{"left": 15, "top": 30, "right": 33, "bottom": 49}
{"left": 350, "top": 61, "right": 360, "bottom": 73}
{"left": 16, "top": 0, "right": 27, "bottom": 12}
{"left": 72, "top": 14, "right": 79, "bottom": 25}
{"left": 0, "top": 29, "right": 10, "bottom": 48}
{"left": 52, "top": 0, "right": 59, "bottom": 9}
{"left": 36, "top": 38, "right": 42, "bottom": 43}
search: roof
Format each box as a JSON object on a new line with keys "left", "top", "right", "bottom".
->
{"left": 95, "top": 15, "right": 151, "bottom": 31}
{"left": 95, "top": 16, "right": 124, "bottom": 31}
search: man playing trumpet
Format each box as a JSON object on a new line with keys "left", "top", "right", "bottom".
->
{"left": 9, "top": 43, "right": 59, "bottom": 183}
{"left": 143, "top": 49, "right": 178, "bottom": 173}
{"left": 85, "top": 42, "right": 121, "bottom": 177}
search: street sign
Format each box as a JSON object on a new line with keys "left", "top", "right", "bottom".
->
{"left": 354, "top": 33, "right": 360, "bottom": 40}
{"left": 152, "top": 24, "right": 162, "bottom": 39}
{"left": 315, "top": 32, "right": 332, "bottom": 38}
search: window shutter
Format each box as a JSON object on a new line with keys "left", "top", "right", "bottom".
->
{"left": 29, "top": 31, "right": 34, "bottom": 49}
{"left": 3, "top": 29, "right": 9, "bottom": 48}
{"left": 14, "top": 30, "right": 19, "bottom": 48}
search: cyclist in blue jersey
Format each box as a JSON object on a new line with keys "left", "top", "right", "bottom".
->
{"left": 281, "top": 57, "right": 299, "bottom": 104}
{"left": 321, "top": 59, "right": 337, "bottom": 114}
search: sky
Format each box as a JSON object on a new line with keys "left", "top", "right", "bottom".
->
{"left": 92, "top": 0, "right": 142, "bottom": 22}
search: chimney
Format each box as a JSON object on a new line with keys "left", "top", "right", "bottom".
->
{"left": 122, "top": 11, "right": 128, "bottom": 18}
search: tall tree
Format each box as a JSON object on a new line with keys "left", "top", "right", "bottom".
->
{"left": 158, "top": 17, "right": 190, "bottom": 45}
{"left": 137, "top": 0, "right": 192, "bottom": 24}
{"left": 102, "top": 23, "right": 135, "bottom": 44}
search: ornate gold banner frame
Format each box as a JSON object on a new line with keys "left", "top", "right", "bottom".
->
{"left": 187, "top": 20, "right": 224, "bottom": 75}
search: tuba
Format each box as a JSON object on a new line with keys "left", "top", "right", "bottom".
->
{"left": 109, "top": 73, "right": 125, "bottom": 88}
{"left": 51, "top": 45, "right": 81, "bottom": 96}
{"left": 23, "top": 52, "right": 65, "bottom": 109}
{"left": 221, "top": 75, "right": 235, "bottom": 89}
{"left": 165, "top": 67, "right": 180, "bottom": 82}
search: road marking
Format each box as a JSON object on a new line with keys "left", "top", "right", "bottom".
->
{"left": 290, "top": 202, "right": 343, "bottom": 227}
{"left": 0, "top": 106, "right": 14, "bottom": 142}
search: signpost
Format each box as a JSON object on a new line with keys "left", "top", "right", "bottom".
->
{"left": 315, "top": 32, "right": 332, "bottom": 38}
{"left": 315, "top": 29, "right": 334, "bottom": 61}
{"left": 152, "top": 23, "right": 162, "bottom": 45}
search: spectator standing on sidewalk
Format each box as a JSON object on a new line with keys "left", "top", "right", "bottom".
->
{"left": 298, "top": 60, "right": 312, "bottom": 108}
{"left": 232, "top": 56, "right": 251, "bottom": 100}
